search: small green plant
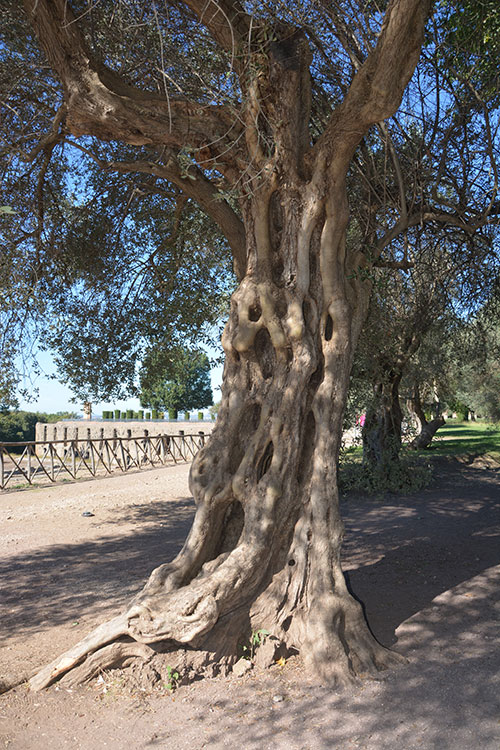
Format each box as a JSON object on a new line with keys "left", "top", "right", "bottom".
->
{"left": 164, "top": 665, "right": 180, "bottom": 692}
{"left": 242, "top": 628, "right": 270, "bottom": 661}
{"left": 339, "top": 447, "right": 433, "bottom": 497}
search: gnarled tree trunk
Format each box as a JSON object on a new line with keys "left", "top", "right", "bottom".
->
{"left": 408, "top": 386, "right": 445, "bottom": 450}
{"left": 32, "top": 172, "right": 402, "bottom": 691}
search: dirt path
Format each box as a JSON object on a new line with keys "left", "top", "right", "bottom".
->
{"left": 1, "top": 459, "right": 500, "bottom": 749}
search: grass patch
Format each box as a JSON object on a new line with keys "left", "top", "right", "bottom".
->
{"left": 419, "top": 420, "right": 500, "bottom": 460}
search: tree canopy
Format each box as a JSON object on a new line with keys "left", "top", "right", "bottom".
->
{"left": 2, "top": 1, "right": 499, "bottom": 402}
{"left": 0, "top": 2, "right": 235, "bottom": 403}
{"left": 0, "top": 409, "right": 78, "bottom": 442}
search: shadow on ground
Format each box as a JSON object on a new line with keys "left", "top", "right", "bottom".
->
{"left": 1, "top": 462, "right": 500, "bottom": 749}
{"left": 0, "top": 497, "right": 195, "bottom": 640}
{"left": 342, "top": 462, "right": 500, "bottom": 646}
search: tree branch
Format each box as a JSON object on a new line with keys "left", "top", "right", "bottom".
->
{"left": 22, "top": 0, "right": 242, "bottom": 157}
{"left": 316, "top": 0, "right": 432, "bottom": 166}
{"left": 374, "top": 259, "right": 414, "bottom": 271}
{"left": 345, "top": 0, "right": 433, "bottom": 126}
{"left": 15, "top": 104, "right": 67, "bottom": 163}
{"left": 375, "top": 204, "right": 496, "bottom": 259}
{"left": 180, "top": 0, "right": 252, "bottom": 64}
{"left": 65, "top": 140, "right": 246, "bottom": 279}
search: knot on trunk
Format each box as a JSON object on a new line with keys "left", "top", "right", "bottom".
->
{"left": 127, "top": 592, "right": 219, "bottom": 644}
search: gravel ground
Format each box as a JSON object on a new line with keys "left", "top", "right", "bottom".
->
{"left": 1, "top": 457, "right": 499, "bottom": 749}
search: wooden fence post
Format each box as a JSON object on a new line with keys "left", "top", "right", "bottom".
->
{"left": 27, "top": 444, "right": 33, "bottom": 484}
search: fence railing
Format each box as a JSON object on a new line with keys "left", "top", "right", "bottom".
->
{"left": 0, "top": 432, "right": 206, "bottom": 491}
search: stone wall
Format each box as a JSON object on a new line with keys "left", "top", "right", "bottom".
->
{"left": 35, "top": 420, "right": 215, "bottom": 444}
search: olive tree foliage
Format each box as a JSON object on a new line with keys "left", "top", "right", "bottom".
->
{"left": 444, "top": 0, "right": 500, "bottom": 107}
{"left": 46, "top": 199, "right": 233, "bottom": 402}
{"left": 440, "top": 297, "right": 500, "bottom": 423}
{"left": 453, "top": 341, "right": 500, "bottom": 423}
{"left": 0, "top": 5, "right": 234, "bottom": 404}
{"left": 7, "top": 0, "right": 490, "bottom": 691}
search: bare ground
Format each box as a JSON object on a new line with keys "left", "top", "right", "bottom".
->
{"left": 1, "top": 457, "right": 500, "bottom": 749}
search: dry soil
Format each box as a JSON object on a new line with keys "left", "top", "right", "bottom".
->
{"left": 1, "top": 457, "right": 499, "bottom": 749}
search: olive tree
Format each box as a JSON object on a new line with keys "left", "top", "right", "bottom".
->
{"left": 13, "top": 0, "right": 434, "bottom": 690}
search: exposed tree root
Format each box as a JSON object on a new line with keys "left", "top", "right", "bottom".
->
{"left": 57, "top": 639, "right": 157, "bottom": 688}
{"left": 29, "top": 615, "right": 128, "bottom": 692}
{"left": 29, "top": 565, "right": 406, "bottom": 692}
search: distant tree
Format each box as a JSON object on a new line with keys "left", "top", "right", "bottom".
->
{"left": 209, "top": 401, "right": 221, "bottom": 421}
{"left": 355, "top": 230, "right": 496, "bottom": 480}
{"left": 139, "top": 349, "right": 213, "bottom": 415}
{"left": 442, "top": 304, "right": 500, "bottom": 423}
{"left": 37, "top": 411, "right": 80, "bottom": 424}
{"left": 0, "top": 411, "right": 39, "bottom": 442}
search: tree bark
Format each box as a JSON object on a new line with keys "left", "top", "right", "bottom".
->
{"left": 31, "top": 166, "right": 404, "bottom": 691}
{"left": 362, "top": 371, "right": 404, "bottom": 481}
{"left": 407, "top": 387, "right": 427, "bottom": 435}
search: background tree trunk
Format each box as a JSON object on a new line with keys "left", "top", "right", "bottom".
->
{"left": 362, "top": 371, "right": 403, "bottom": 481}
{"left": 408, "top": 386, "right": 445, "bottom": 450}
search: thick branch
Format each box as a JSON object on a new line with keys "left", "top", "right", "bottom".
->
{"left": 181, "top": 0, "right": 252, "bottom": 62}
{"left": 16, "top": 104, "right": 67, "bottom": 163}
{"left": 116, "top": 158, "right": 246, "bottom": 279}
{"left": 22, "top": 0, "right": 241, "bottom": 154}
{"left": 317, "top": 0, "right": 432, "bottom": 166}
{"left": 344, "top": 0, "right": 432, "bottom": 126}
{"left": 376, "top": 204, "right": 493, "bottom": 259}
{"left": 374, "top": 259, "right": 414, "bottom": 271}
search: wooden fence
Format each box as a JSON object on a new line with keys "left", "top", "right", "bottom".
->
{"left": 0, "top": 432, "right": 206, "bottom": 491}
